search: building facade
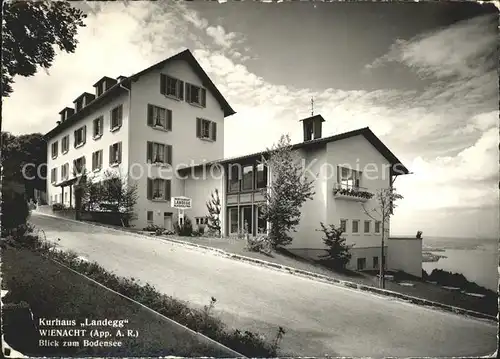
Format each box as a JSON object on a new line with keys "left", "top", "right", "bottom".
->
{"left": 45, "top": 49, "right": 420, "bottom": 276}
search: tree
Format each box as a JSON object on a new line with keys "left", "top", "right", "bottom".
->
{"left": 317, "top": 223, "right": 354, "bottom": 271}
{"left": 206, "top": 189, "right": 221, "bottom": 237}
{"left": 77, "top": 170, "right": 138, "bottom": 226}
{"left": 2, "top": 1, "right": 86, "bottom": 97}
{"left": 260, "top": 134, "right": 315, "bottom": 248}
{"left": 362, "top": 188, "right": 403, "bottom": 288}
{"left": 0, "top": 132, "right": 47, "bottom": 198}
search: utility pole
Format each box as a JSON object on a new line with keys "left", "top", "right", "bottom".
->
{"left": 311, "top": 97, "right": 314, "bottom": 116}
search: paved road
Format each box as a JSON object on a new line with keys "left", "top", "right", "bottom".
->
{"left": 29, "top": 213, "right": 498, "bottom": 357}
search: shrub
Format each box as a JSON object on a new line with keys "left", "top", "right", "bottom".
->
{"left": 174, "top": 217, "right": 193, "bottom": 237}
{"left": 198, "top": 225, "right": 205, "bottom": 236}
{"left": 246, "top": 235, "right": 272, "bottom": 254}
{"left": 52, "top": 203, "right": 65, "bottom": 211}
{"left": 317, "top": 222, "right": 353, "bottom": 270}
{"left": 1, "top": 190, "right": 30, "bottom": 235}
{"left": 143, "top": 224, "right": 159, "bottom": 232}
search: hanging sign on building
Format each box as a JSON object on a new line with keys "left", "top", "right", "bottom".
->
{"left": 171, "top": 196, "right": 192, "bottom": 209}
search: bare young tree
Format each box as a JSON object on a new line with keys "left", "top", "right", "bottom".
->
{"left": 362, "top": 188, "right": 403, "bottom": 288}
{"left": 206, "top": 189, "right": 222, "bottom": 237}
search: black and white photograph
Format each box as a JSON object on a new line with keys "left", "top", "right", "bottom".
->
{"left": 1, "top": 0, "right": 498, "bottom": 357}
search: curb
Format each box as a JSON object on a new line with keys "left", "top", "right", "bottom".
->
{"left": 46, "top": 254, "right": 246, "bottom": 358}
{"left": 32, "top": 212, "right": 498, "bottom": 323}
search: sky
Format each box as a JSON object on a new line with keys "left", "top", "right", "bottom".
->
{"left": 2, "top": 0, "right": 499, "bottom": 239}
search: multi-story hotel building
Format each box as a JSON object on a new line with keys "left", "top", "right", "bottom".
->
{"left": 45, "top": 49, "right": 421, "bottom": 276}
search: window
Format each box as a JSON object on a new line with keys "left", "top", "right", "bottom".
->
{"left": 337, "top": 166, "right": 362, "bottom": 189}
{"left": 195, "top": 217, "right": 208, "bottom": 226}
{"left": 147, "top": 211, "right": 154, "bottom": 223}
{"left": 147, "top": 142, "right": 172, "bottom": 165}
{"left": 160, "top": 74, "right": 184, "bottom": 100}
{"left": 228, "top": 207, "right": 238, "bottom": 234}
{"left": 352, "top": 220, "right": 359, "bottom": 233}
{"left": 186, "top": 83, "right": 206, "bottom": 107}
{"left": 92, "top": 150, "right": 103, "bottom": 171}
{"left": 242, "top": 165, "right": 253, "bottom": 191}
{"left": 375, "top": 221, "right": 381, "bottom": 234}
{"left": 196, "top": 118, "right": 216, "bottom": 141}
{"left": 110, "top": 105, "right": 123, "bottom": 130}
{"left": 51, "top": 141, "right": 58, "bottom": 159}
{"left": 73, "top": 156, "right": 86, "bottom": 176}
{"left": 61, "top": 163, "right": 69, "bottom": 180}
{"left": 340, "top": 219, "right": 347, "bottom": 233}
{"left": 61, "top": 135, "right": 69, "bottom": 154}
{"left": 228, "top": 164, "right": 240, "bottom": 192}
{"left": 74, "top": 126, "right": 86, "bottom": 148}
{"left": 256, "top": 206, "right": 267, "bottom": 234}
{"left": 109, "top": 142, "right": 122, "bottom": 165}
{"left": 357, "top": 258, "right": 366, "bottom": 270}
{"left": 51, "top": 168, "right": 57, "bottom": 184}
{"left": 147, "top": 178, "right": 171, "bottom": 201}
{"left": 255, "top": 163, "right": 268, "bottom": 189}
{"left": 373, "top": 256, "right": 379, "bottom": 269}
{"left": 364, "top": 220, "right": 371, "bottom": 233}
{"left": 147, "top": 104, "right": 172, "bottom": 131}
{"left": 93, "top": 116, "right": 103, "bottom": 138}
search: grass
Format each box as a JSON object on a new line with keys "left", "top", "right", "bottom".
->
{"left": 1, "top": 246, "right": 238, "bottom": 357}
{"left": 1, "top": 228, "right": 283, "bottom": 357}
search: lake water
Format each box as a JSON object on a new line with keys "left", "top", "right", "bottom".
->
{"left": 421, "top": 236, "right": 498, "bottom": 291}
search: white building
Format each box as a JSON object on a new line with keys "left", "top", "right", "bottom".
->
{"left": 45, "top": 49, "right": 421, "bottom": 276}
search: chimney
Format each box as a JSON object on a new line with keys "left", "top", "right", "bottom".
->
{"left": 300, "top": 114, "right": 325, "bottom": 142}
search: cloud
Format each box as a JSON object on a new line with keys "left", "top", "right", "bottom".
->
{"left": 366, "top": 14, "right": 497, "bottom": 80}
{"left": 206, "top": 25, "right": 238, "bottom": 49}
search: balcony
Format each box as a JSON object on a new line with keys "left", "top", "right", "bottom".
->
{"left": 333, "top": 183, "right": 373, "bottom": 202}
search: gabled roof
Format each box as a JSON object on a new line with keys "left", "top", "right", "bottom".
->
{"left": 178, "top": 127, "right": 409, "bottom": 175}
{"left": 93, "top": 76, "right": 117, "bottom": 87}
{"left": 45, "top": 49, "right": 235, "bottom": 140}
{"left": 128, "top": 49, "right": 235, "bottom": 117}
{"left": 73, "top": 92, "right": 95, "bottom": 103}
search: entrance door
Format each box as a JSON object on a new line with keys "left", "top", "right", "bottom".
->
{"left": 240, "top": 206, "right": 253, "bottom": 236}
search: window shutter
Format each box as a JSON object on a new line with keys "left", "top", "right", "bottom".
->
{"left": 165, "top": 180, "right": 171, "bottom": 200}
{"left": 147, "top": 104, "right": 153, "bottom": 126}
{"left": 201, "top": 88, "right": 206, "bottom": 107}
{"left": 92, "top": 153, "right": 95, "bottom": 171}
{"left": 167, "top": 109, "right": 172, "bottom": 130}
{"left": 82, "top": 156, "right": 86, "bottom": 172}
{"left": 147, "top": 141, "right": 153, "bottom": 163}
{"left": 196, "top": 118, "right": 201, "bottom": 138}
{"left": 178, "top": 81, "right": 184, "bottom": 100}
{"left": 74, "top": 130, "right": 77, "bottom": 148}
{"left": 337, "top": 166, "right": 340, "bottom": 184}
{"left": 211, "top": 122, "right": 217, "bottom": 141}
{"left": 118, "top": 106, "right": 123, "bottom": 126}
{"left": 100, "top": 117, "right": 104, "bottom": 133}
{"left": 147, "top": 178, "right": 152, "bottom": 200}
{"left": 160, "top": 74, "right": 166, "bottom": 94}
{"left": 166, "top": 145, "right": 172, "bottom": 165}
{"left": 82, "top": 126, "right": 87, "bottom": 144}
{"left": 109, "top": 145, "right": 113, "bottom": 165}
{"left": 118, "top": 142, "right": 122, "bottom": 163}
{"left": 186, "top": 83, "right": 191, "bottom": 103}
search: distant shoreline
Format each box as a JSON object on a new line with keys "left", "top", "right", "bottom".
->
{"left": 422, "top": 251, "right": 447, "bottom": 263}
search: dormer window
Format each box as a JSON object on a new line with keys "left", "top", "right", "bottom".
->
{"left": 186, "top": 83, "right": 206, "bottom": 107}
